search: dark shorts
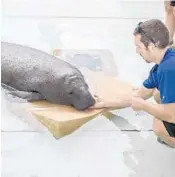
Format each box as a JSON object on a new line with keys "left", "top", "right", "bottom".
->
{"left": 170, "top": 1, "right": 175, "bottom": 6}
{"left": 163, "top": 121, "right": 175, "bottom": 137}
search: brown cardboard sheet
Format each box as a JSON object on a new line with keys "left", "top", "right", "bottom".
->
{"left": 16, "top": 67, "right": 136, "bottom": 139}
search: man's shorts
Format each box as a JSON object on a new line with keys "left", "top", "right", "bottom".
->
{"left": 170, "top": 1, "right": 175, "bottom": 6}
{"left": 163, "top": 121, "right": 175, "bottom": 137}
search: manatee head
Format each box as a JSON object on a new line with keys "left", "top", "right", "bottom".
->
{"left": 62, "top": 72, "right": 95, "bottom": 110}
{"left": 45, "top": 71, "right": 95, "bottom": 110}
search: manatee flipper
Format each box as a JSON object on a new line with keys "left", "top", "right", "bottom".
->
{"left": 8, "top": 90, "right": 44, "bottom": 102}
{"left": 1, "top": 83, "right": 17, "bottom": 91}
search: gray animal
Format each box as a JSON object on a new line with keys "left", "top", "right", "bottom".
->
{"left": 1, "top": 42, "right": 95, "bottom": 110}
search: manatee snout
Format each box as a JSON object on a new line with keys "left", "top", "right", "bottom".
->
{"left": 72, "top": 88, "right": 95, "bottom": 111}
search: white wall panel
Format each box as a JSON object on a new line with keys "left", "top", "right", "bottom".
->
{"left": 2, "top": 17, "right": 155, "bottom": 80}
{"left": 2, "top": 0, "right": 164, "bottom": 18}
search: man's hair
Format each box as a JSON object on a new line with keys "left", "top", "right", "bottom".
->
{"left": 133, "top": 19, "right": 169, "bottom": 49}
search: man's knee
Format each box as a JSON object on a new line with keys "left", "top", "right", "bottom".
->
{"left": 153, "top": 118, "right": 164, "bottom": 136}
{"left": 153, "top": 118, "right": 175, "bottom": 147}
{"left": 153, "top": 118, "right": 174, "bottom": 140}
{"left": 153, "top": 89, "right": 161, "bottom": 104}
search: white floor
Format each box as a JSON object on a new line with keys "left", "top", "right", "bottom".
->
{"left": 1, "top": 1, "right": 175, "bottom": 177}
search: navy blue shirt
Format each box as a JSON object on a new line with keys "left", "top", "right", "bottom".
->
{"left": 143, "top": 48, "right": 175, "bottom": 104}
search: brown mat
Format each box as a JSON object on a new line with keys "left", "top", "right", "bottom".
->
{"left": 16, "top": 67, "right": 135, "bottom": 139}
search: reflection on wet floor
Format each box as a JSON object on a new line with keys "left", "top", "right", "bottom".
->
{"left": 52, "top": 49, "right": 118, "bottom": 77}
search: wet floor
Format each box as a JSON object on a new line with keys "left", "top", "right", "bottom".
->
{"left": 1, "top": 1, "right": 175, "bottom": 177}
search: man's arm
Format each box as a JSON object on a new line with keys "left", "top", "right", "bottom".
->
{"left": 133, "top": 85, "right": 154, "bottom": 100}
{"left": 91, "top": 68, "right": 156, "bottom": 109}
{"left": 140, "top": 69, "right": 175, "bottom": 123}
{"left": 134, "top": 66, "right": 156, "bottom": 100}
{"left": 142, "top": 101, "right": 175, "bottom": 123}
{"left": 91, "top": 85, "right": 154, "bottom": 109}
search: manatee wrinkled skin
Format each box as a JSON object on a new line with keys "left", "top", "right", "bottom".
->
{"left": 1, "top": 42, "right": 95, "bottom": 110}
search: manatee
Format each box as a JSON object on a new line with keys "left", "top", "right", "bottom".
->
{"left": 1, "top": 42, "right": 95, "bottom": 110}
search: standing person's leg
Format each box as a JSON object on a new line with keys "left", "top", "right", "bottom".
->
{"left": 173, "top": 1, "right": 175, "bottom": 15}
{"left": 164, "top": 1, "right": 175, "bottom": 46}
{"left": 153, "top": 89, "right": 175, "bottom": 148}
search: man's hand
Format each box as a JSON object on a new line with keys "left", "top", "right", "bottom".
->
{"left": 90, "top": 94, "right": 131, "bottom": 109}
{"left": 132, "top": 85, "right": 154, "bottom": 100}
{"left": 90, "top": 95, "right": 106, "bottom": 109}
{"left": 130, "top": 96, "right": 145, "bottom": 111}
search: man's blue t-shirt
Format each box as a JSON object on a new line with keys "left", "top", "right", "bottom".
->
{"left": 143, "top": 48, "right": 175, "bottom": 104}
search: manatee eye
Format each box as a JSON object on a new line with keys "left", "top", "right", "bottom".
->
{"left": 69, "top": 91, "right": 73, "bottom": 95}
